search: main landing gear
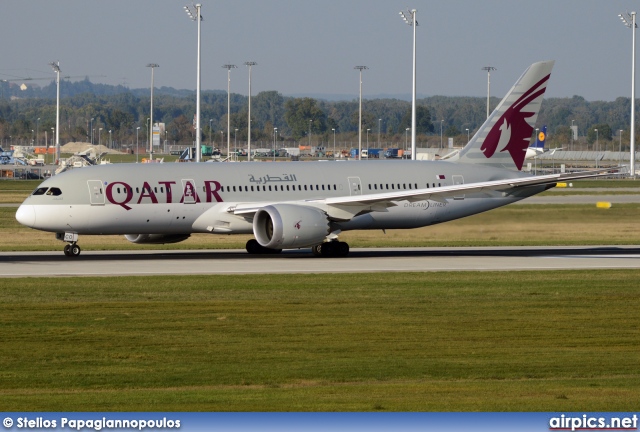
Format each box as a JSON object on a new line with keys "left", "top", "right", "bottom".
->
{"left": 57, "top": 232, "right": 81, "bottom": 257}
{"left": 244, "top": 239, "right": 350, "bottom": 257}
{"left": 311, "top": 241, "right": 349, "bottom": 258}
{"left": 245, "top": 239, "right": 282, "bottom": 255}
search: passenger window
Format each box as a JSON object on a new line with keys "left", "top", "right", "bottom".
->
{"left": 32, "top": 187, "right": 48, "bottom": 196}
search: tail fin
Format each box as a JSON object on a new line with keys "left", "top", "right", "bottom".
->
{"left": 457, "top": 60, "right": 554, "bottom": 170}
{"left": 532, "top": 125, "right": 547, "bottom": 149}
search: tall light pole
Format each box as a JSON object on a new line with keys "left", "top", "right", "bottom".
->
{"left": 222, "top": 64, "right": 237, "bottom": 161}
{"left": 366, "top": 128, "right": 370, "bottom": 152}
{"left": 399, "top": 9, "right": 417, "bottom": 160}
{"left": 482, "top": 66, "right": 496, "bottom": 119}
{"left": 332, "top": 128, "right": 336, "bottom": 158}
{"left": 245, "top": 61, "right": 257, "bottom": 161}
{"left": 209, "top": 119, "right": 213, "bottom": 146}
{"left": 99, "top": 128, "right": 102, "bottom": 146}
{"left": 108, "top": 129, "right": 112, "bottom": 149}
{"left": 136, "top": 127, "right": 140, "bottom": 163}
{"left": 440, "top": 120, "right": 444, "bottom": 149}
{"left": 466, "top": 128, "right": 470, "bottom": 143}
{"left": 308, "top": 119, "right": 313, "bottom": 148}
{"left": 49, "top": 61, "right": 61, "bottom": 164}
{"left": 146, "top": 63, "right": 159, "bottom": 161}
{"left": 620, "top": 129, "right": 624, "bottom": 165}
{"left": 234, "top": 128, "right": 238, "bottom": 157}
{"left": 36, "top": 117, "right": 40, "bottom": 147}
{"left": 378, "top": 118, "right": 381, "bottom": 147}
{"left": 185, "top": 3, "right": 203, "bottom": 162}
{"left": 405, "top": 128, "right": 409, "bottom": 152}
{"left": 273, "top": 127, "right": 277, "bottom": 162}
{"left": 595, "top": 128, "right": 599, "bottom": 168}
{"left": 619, "top": 11, "right": 637, "bottom": 177}
{"left": 354, "top": 65, "right": 368, "bottom": 160}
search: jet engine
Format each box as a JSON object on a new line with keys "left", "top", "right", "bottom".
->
{"left": 253, "top": 204, "right": 330, "bottom": 249}
{"left": 124, "top": 234, "right": 191, "bottom": 244}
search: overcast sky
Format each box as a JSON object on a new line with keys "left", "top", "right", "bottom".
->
{"left": 1, "top": 1, "right": 638, "bottom": 101}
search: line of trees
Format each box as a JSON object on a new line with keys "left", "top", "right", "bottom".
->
{"left": 0, "top": 79, "right": 638, "bottom": 150}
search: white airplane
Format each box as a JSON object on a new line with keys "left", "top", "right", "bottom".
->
{"left": 16, "top": 60, "right": 613, "bottom": 258}
{"left": 524, "top": 125, "right": 560, "bottom": 159}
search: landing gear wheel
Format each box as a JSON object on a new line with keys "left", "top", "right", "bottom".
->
{"left": 246, "top": 239, "right": 282, "bottom": 255}
{"left": 246, "top": 239, "right": 261, "bottom": 254}
{"left": 314, "top": 241, "right": 350, "bottom": 258}
{"left": 336, "top": 241, "right": 349, "bottom": 257}
{"left": 63, "top": 243, "right": 81, "bottom": 257}
{"left": 70, "top": 244, "right": 81, "bottom": 257}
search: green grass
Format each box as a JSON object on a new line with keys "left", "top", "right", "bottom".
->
{"left": 0, "top": 271, "right": 638, "bottom": 411}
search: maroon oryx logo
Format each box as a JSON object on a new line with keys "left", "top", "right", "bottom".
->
{"left": 481, "top": 74, "right": 550, "bottom": 170}
{"left": 294, "top": 220, "right": 302, "bottom": 230}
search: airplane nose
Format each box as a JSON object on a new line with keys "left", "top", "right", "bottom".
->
{"left": 15, "top": 205, "right": 36, "bottom": 227}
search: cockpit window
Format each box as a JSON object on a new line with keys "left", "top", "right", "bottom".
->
{"left": 32, "top": 187, "right": 48, "bottom": 196}
{"left": 46, "top": 187, "right": 62, "bottom": 196}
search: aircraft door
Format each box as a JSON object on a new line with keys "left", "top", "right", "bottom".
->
{"left": 181, "top": 179, "right": 198, "bottom": 204}
{"left": 347, "top": 177, "right": 362, "bottom": 196}
{"left": 452, "top": 175, "right": 465, "bottom": 200}
{"left": 87, "top": 180, "right": 105, "bottom": 205}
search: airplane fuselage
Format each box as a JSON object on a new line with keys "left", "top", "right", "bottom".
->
{"left": 16, "top": 160, "right": 538, "bottom": 237}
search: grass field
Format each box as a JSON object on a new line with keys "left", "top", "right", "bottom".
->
{"left": 1, "top": 178, "right": 639, "bottom": 412}
{"left": 0, "top": 271, "right": 638, "bottom": 411}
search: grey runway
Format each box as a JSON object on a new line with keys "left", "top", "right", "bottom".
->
{"left": 1, "top": 246, "right": 639, "bottom": 277}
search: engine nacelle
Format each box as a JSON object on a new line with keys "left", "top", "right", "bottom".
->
{"left": 253, "top": 204, "right": 330, "bottom": 249}
{"left": 124, "top": 234, "right": 191, "bottom": 244}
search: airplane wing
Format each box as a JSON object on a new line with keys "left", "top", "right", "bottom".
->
{"left": 232, "top": 169, "right": 618, "bottom": 220}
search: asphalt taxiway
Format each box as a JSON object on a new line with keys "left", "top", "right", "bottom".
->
{"left": 1, "top": 246, "right": 639, "bottom": 277}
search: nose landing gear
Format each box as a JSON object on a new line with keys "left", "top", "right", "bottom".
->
{"left": 56, "top": 232, "right": 81, "bottom": 257}
{"left": 63, "top": 243, "right": 81, "bottom": 257}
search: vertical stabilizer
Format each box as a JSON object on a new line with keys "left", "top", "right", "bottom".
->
{"left": 457, "top": 61, "right": 554, "bottom": 170}
{"left": 532, "top": 125, "right": 547, "bottom": 149}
